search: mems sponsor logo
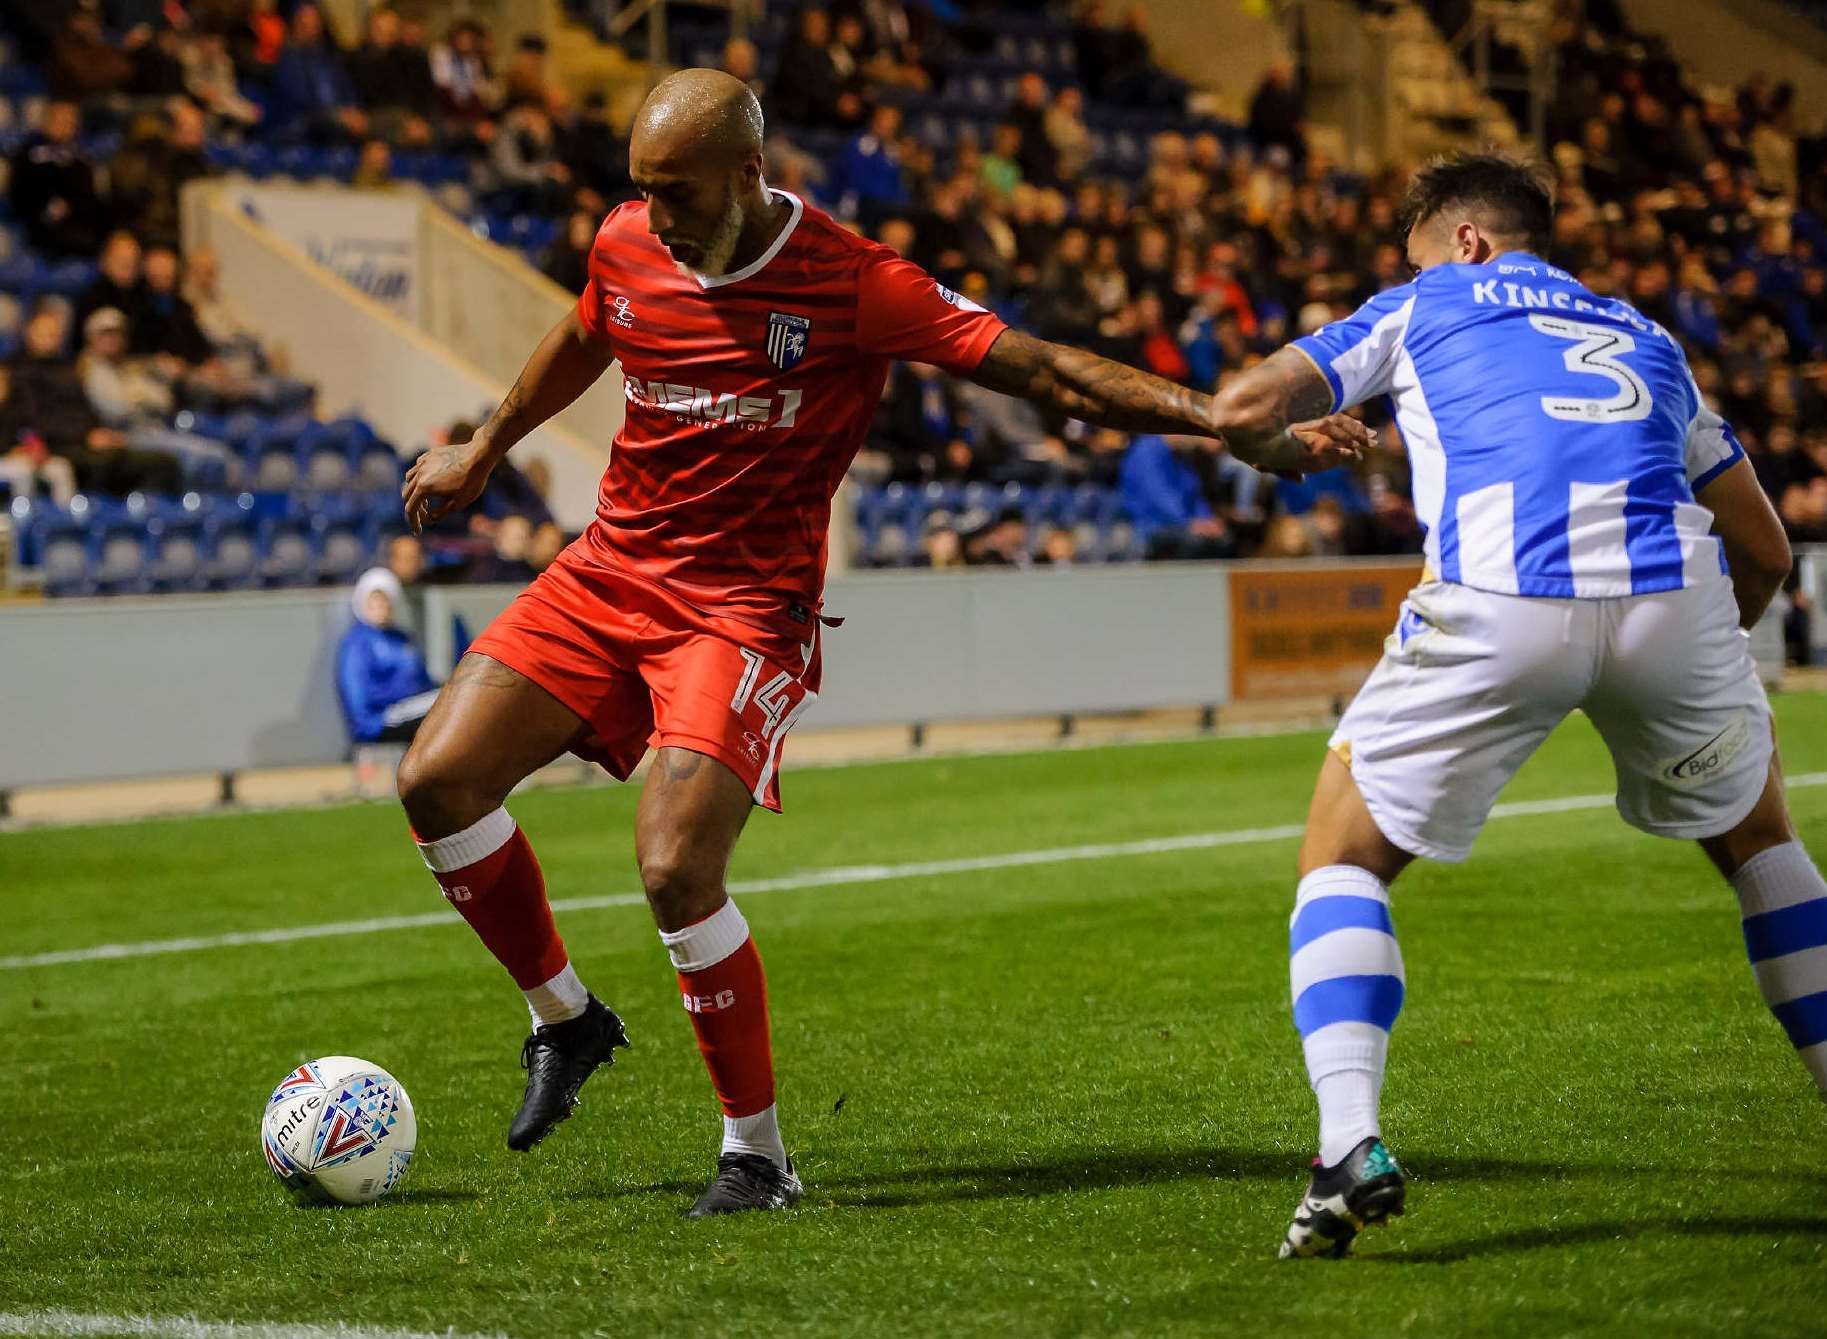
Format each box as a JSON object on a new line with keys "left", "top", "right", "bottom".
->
{"left": 624, "top": 379, "right": 803, "bottom": 430}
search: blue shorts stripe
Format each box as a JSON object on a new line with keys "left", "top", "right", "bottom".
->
{"left": 1293, "top": 974, "right": 1406, "bottom": 1035}
{"left": 1741, "top": 898, "right": 1827, "bottom": 963}
{"left": 1770, "top": 989, "right": 1827, "bottom": 1050}
{"left": 1290, "top": 895, "right": 1395, "bottom": 955}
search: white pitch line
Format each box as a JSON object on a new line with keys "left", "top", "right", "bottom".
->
{"left": 6, "top": 773, "right": 1823, "bottom": 974}
{"left": 0, "top": 1312, "right": 503, "bottom": 1339}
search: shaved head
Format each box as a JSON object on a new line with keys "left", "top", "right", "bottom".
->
{"left": 628, "top": 68, "right": 775, "bottom": 278}
{"left": 631, "top": 68, "right": 764, "bottom": 169}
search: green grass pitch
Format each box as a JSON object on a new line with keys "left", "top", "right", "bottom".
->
{"left": 5, "top": 697, "right": 1827, "bottom": 1337}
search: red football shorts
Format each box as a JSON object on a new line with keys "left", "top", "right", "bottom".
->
{"left": 466, "top": 550, "right": 821, "bottom": 812}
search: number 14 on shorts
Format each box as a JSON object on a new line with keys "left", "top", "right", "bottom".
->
{"left": 731, "top": 647, "right": 801, "bottom": 740}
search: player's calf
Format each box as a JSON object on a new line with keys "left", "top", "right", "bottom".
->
{"left": 1706, "top": 772, "right": 1827, "bottom": 1100}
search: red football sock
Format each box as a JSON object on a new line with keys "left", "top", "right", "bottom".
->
{"left": 415, "top": 808, "right": 569, "bottom": 992}
{"left": 662, "top": 900, "right": 776, "bottom": 1118}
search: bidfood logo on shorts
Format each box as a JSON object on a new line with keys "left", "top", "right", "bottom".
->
{"left": 1661, "top": 714, "right": 1751, "bottom": 786}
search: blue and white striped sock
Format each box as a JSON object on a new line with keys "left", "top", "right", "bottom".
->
{"left": 1732, "top": 841, "right": 1827, "bottom": 1098}
{"left": 1291, "top": 864, "right": 1406, "bottom": 1166}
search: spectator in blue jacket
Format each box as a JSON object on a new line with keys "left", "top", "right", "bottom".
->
{"left": 1119, "top": 433, "right": 1234, "bottom": 560}
{"left": 270, "top": 5, "right": 369, "bottom": 143}
{"left": 838, "top": 104, "right": 910, "bottom": 221}
{"left": 336, "top": 568, "right": 438, "bottom": 744}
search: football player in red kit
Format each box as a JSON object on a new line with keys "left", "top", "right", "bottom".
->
{"left": 398, "top": 68, "right": 1366, "bottom": 1216}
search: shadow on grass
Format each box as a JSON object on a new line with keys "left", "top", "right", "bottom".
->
{"left": 1369, "top": 1216, "right": 1827, "bottom": 1264}
{"left": 575, "top": 1150, "right": 1825, "bottom": 1211}
{"left": 816, "top": 1149, "right": 1826, "bottom": 1210}
{"left": 378, "top": 1188, "right": 482, "bottom": 1207}
{"left": 814, "top": 1149, "right": 1290, "bottom": 1209}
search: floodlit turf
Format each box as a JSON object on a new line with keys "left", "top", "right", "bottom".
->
{"left": 5, "top": 698, "right": 1827, "bottom": 1338}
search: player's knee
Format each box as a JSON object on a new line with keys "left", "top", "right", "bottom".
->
{"left": 394, "top": 742, "right": 436, "bottom": 812}
{"left": 1297, "top": 832, "right": 1410, "bottom": 884}
{"left": 638, "top": 846, "right": 722, "bottom": 924}
{"left": 395, "top": 741, "right": 488, "bottom": 836}
{"left": 1703, "top": 808, "right": 1797, "bottom": 877}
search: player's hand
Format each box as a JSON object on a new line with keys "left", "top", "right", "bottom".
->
{"left": 401, "top": 439, "right": 496, "bottom": 535}
{"left": 1271, "top": 413, "right": 1371, "bottom": 480}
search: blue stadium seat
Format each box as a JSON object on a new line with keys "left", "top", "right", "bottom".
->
{"left": 856, "top": 482, "right": 925, "bottom": 567}
{"left": 919, "top": 481, "right": 965, "bottom": 516}
{"left": 240, "top": 143, "right": 277, "bottom": 179}
{"left": 7, "top": 493, "right": 40, "bottom": 565}
{"left": 355, "top": 443, "right": 403, "bottom": 492}
{"left": 93, "top": 514, "right": 156, "bottom": 595}
{"left": 36, "top": 509, "right": 97, "bottom": 597}
{"left": 42, "top": 259, "right": 96, "bottom": 295}
{"left": 298, "top": 432, "right": 354, "bottom": 491}
{"left": 313, "top": 507, "right": 369, "bottom": 584}
{"left": 0, "top": 61, "right": 48, "bottom": 97}
{"left": 0, "top": 253, "right": 36, "bottom": 293}
{"left": 252, "top": 442, "right": 299, "bottom": 491}
{"left": 148, "top": 496, "right": 210, "bottom": 592}
{"left": 360, "top": 497, "right": 409, "bottom": 557}
{"left": 276, "top": 145, "right": 321, "bottom": 180}
{"left": 1029, "top": 484, "right": 1076, "bottom": 526}
{"left": 258, "top": 516, "right": 317, "bottom": 587}
{"left": 205, "top": 496, "right": 260, "bottom": 589}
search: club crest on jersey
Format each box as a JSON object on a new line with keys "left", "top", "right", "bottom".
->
{"left": 766, "top": 312, "right": 810, "bottom": 370}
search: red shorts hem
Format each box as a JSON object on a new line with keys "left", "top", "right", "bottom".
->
{"left": 464, "top": 626, "right": 648, "bottom": 782}
{"left": 463, "top": 557, "right": 819, "bottom": 809}
{"left": 655, "top": 731, "right": 786, "bottom": 813}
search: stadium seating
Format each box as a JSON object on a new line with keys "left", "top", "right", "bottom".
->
{"left": 850, "top": 479, "right": 1143, "bottom": 567}
{"left": 5, "top": 399, "right": 410, "bottom": 596}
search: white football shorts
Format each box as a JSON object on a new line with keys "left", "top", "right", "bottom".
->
{"left": 1331, "top": 577, "right": 1773, "bottom": 862}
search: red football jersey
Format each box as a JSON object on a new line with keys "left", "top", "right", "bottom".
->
{"left": 570, "top": 190, "right": 1007, "bottom": 628}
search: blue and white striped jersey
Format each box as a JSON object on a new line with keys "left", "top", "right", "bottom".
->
{"left": 1291, "top": 253, "right": 1744, "bottom": 598}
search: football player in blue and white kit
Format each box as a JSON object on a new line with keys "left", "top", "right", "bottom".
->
{"left": 1205, "top": 154, "right": 1824, "bottom": 1258}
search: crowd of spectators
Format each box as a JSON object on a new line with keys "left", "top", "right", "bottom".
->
{"left": 2, "top": 0, "right": 595, "bottom": 580}
{"left": 748, "top": 0, "right": 1827, "bottom": 596}
{"left": 5, "top": 1, "right": 1827, "bottom": 647}
{"left": 0, "top": 225, "right": 313, "bottom": 504}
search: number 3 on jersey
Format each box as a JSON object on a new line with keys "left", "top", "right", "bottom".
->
{"left": 1528, "top": 314, "right": 1653, "bottom": 423}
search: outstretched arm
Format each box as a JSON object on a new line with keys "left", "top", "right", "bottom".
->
{"left": 1204, "top": 346, "right": 1342, "bottom": 462}
{"left": 968, "top": 329, "right": 1363, "bottom": 473}
{"left": 402, "top": 307, "right": 616, "bottom": 534}
{"left": 970, "top": 327, "right": 1215, "bottom": 437}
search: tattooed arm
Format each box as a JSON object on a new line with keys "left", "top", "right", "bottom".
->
{"left": 970, "top": 327, "right": 1216, "bottom": 436}
{"left": 402, "top": 308, "right": 616, "bottom": 533}
{"left": 969, "top": 329, "right": 1363, "bottom": 473}
{"left": 1204, "top": 346, "right": 1342, "bottom": 466}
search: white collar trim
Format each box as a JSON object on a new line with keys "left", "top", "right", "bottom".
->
{"left": 689, "top": 190, "right": 803, "bottom": 289}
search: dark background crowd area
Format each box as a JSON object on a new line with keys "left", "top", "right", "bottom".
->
{"left": 2, "top": 0, "right": 1825, "bottom": 646}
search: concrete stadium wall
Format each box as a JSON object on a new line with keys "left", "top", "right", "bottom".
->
{"left": 4, "top": 589, "right": 355, "bottom": 788}
{"left": 418, "top": 564, "right": 1237, "bottom": 728}
{"left": 416, "top": 206, "right": 625, "bottom": 465}
{"left": 1124, "top": 0, "right": 1290, "bottom": 121}
{"left": 181, "top": 183, "right": 607, "bottom": 531}
{"left": 2, "top": 562, "right": 1238, "bottom": 789}
{"left": 3, "top": 554, "right": 1814, "bottom": 791}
